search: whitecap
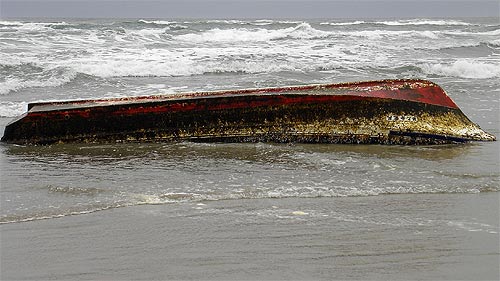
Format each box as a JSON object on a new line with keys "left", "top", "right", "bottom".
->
{"left": 0, "top": 20, "right": 24, "bottom": 26}
{"left": 320, "top": 21, "right": 366, "bottom": 26}
{"left": 138, "top": 19, "right": 177, "bottom": 25}
{"left": 375, "top": 19, "right": 472, "bottom": 26}
{"left": 252, "top": 20, "right": 275, "bottom": 26}
{"left": 418, "top": 30, "right": 439, "bottom": 39}
{"left": 421, "top": 60, "right": 500, "bottom": 79}
{"left": 68, "top": 55, "right": 202, "bottom": 77}
{"left": 175, "top": 28, "right": 271, "bottom": 42}
{"left": 10, "top": 22, "right": 52, "bottom": 32}
{"left": 205, "top": 19, "right": 247, "bottom": 25}
{"left": 0, "top": 68, "right": 77, "bottom": 95}
{"left": 444, "top": 28, "right": 500, "bottom": 37}
{"left": 174, "top": 22, "right": 330, "bottom": 43}
{"left": 288, "top": 22, "right": 331, "bottom": 39}
{"left": 125, "top": 27, "right": 170, "bottom": 40}
{"left": 346, "top": 29, "right": 439, "bottom": 40}
{"left": 66, "top": 48, "right": 311, "bottom": 77}
{"left": 480, "top": 28, "right": 500, "bottom": 36}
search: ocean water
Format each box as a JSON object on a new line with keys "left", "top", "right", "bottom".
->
{"left": 0, "top": 18, "right": 499, "bottom": 280}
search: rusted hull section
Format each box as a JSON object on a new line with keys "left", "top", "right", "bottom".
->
{"left": 1, "top": 79, "right": 495, "bottom": 145}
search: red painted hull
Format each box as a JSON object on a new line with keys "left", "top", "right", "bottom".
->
{"left": 1, "top": 79, "right": 495, "bottom": 145}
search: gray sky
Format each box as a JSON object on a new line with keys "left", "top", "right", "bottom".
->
{"left": 1, "top": 0, "right": 499, "bottom": 19}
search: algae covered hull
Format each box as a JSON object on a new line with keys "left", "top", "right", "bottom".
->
{"left": 1, "top": 79, "right": 496, "bottom": 145}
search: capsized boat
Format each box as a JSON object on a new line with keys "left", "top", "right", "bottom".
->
{"left": 1, "top": 79, "right": 496, "bottom": 145}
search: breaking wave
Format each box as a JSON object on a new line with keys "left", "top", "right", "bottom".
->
{"left": 0, "top": 62, "right": 78, "bottom": 95}
{"left": 1, "top": 18, "right": 499, "bottom": 93}
{"left": 175, "top": 22, "right": 330, "bottom": 42}
{"left": 320, "top": 19, "right": 472, "bottom": 26}
{"left": 138, "top": 19, "right": 177, "bottom": 26}
{"left": 68, "top": 57, "right": 308, "bottom": 78}
{"left": 320, "top": 21, "right": 367, "bottom": 26}
{"left": 421, "top": 60, "right": 500, "bottom": 79}
{"left": 374, "top": 19, "right": 473, "bottom": 26}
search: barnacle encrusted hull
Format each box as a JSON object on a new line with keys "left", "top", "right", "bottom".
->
{"left": 1, "top": 79, "right": 495, "bottom": 145}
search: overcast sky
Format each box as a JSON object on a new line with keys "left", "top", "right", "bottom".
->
{"left": 1, "top": 0, "right": 499, "bottom": 19}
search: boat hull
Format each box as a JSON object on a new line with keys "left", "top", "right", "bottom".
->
{"left": 1, "top": 79, "right": 495, "bottom": 145}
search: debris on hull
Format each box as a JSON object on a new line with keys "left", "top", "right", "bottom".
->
{"left": 1, "top": 79, "right": 495, "bottom": 145}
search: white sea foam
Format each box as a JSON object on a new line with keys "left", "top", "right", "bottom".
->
{"left": 252, "top": 20, "right": 275, "bottom": 26}
{"left": 69, "top": 53, "right": 201, "bottom": 77}
{"left": 418, "top": 30, "right": 440, "bottom": 39}
{"left": 320, "top": 19, "right": 471, "bottom": 27}
{"left": 1, "top": 19, "right": 498, "bottom": 88}
{"left": 480, "top": 28, "right": 500, "bottom": 36}
{"left": 0, "top": 101, "right": 27, "bottom": 117}
{"left": 421, "top": 60, "right": 500, "bottom": 79}
{"left": 443, "top": 28, "right": 500, "bottom": 37}
{"left": 137, "top": 20, "right": 188, "bottom": 31}
{"left": 320, "top": 19, "right": 472, "bottom": 26}
{"left": 320, "top": 21, "right": 366, "bottom": 26}
{"left": 175, "top": 23, "right": 329, "bottom": 43}
{"left": 125, "top": 28, "right": 170, "bottom": 39}
{"left": 346, "top": 29, "right": 439, "bottom": 39}
{"left": 127, "top": 180, "right": 495, "bottom": 205}
{"left": 8, "top": 22, "right": 52, "bottom": 32}
{"left": 138, "top": 19, "right": 177, "bottom": 25}
{"left": 61, "top": 42, "right": 337, "bottom": 78}
{"left": 0, "top": 68, "right": 77, "bottom": 95}
{"left": 375, "top": 19, "right": 472, "bottom": 26}
{"left": 69, "top": 56, "right": 306, "bottom": 78}
{"left": 205, "top": 19, "right": 247, "bottom": 24}
{"left": 0, "top": 20, "right": 24, "bottom": 26}
{"left": 175, "top": 28, "right": 268, "bottom": 42}
{"left": 0, "top": 55, "right": 35, "bottom": 67}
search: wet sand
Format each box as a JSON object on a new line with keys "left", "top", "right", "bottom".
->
{"left": 2, "top": 194, "right": 498, "bottom": 280}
